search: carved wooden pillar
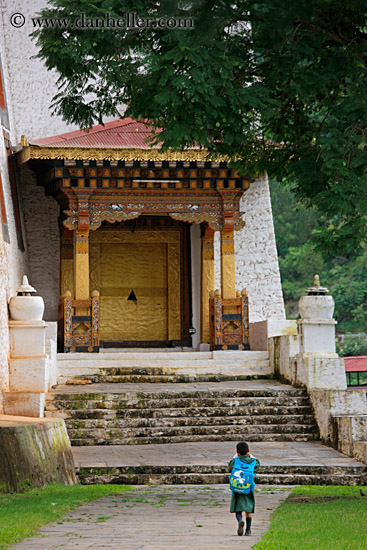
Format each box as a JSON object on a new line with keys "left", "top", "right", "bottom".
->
{"left": 60, "top": 228, "right": 74, "bottom": 297}
{"left": 200, "top": 224, "right": 215, "bottom": 344}
{"left": 220, "top": 226, "right": 236, "bottom": 299}
{"left": 73, "top": 190, "right": 92, "bottom": 311}
{"left": 74, "top": 230, "right": 90, "bottom": 301}
{"left": 218, "top": 190, "right": 237, "bottom": 300}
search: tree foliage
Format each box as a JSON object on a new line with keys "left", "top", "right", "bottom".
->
{"left": 33, "top": 0, "right": 367, "bottom": 253}
{"left": 270, "top": 180, "right": 367, "bottom": 334}
{"left": 336, "top": 334, "right": 367, "bottom": 357}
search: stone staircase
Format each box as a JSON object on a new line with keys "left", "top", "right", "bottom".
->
{"left": 45, "top": 351, "right": 367, "bottom": 485}
{"left": 46, "top": 384, "right": 319, "bottom": 446}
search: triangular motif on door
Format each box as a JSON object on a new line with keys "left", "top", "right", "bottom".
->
{"left": 127, "top": 290, "right": 137, "bottom": 302}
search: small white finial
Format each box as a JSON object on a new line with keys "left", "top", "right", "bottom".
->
{"left": 16, "top": 276, "right": 36, "bottom": 295}
{"left": 306, "top": 274, "right": 328, "bottom": 296}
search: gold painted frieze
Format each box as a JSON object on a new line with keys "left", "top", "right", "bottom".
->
{"left": 63, "top": 188, "right": 245, "bottom": 232}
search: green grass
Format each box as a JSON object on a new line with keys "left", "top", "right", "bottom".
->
{"left": 3, "top": 484, "right": 367, "bottom": 550}
{"left": 254, "top": 486, "right": 367, "bottom": 550}
{"left": 0, "top": 484, "right": 133, "bottom": 549}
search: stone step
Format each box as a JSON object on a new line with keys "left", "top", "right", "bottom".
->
{"left": 76, "top": 462, "right": 366, "bottom": 476}
{"left": 77, "top": 470, "right": 367, "bottom": 486}
{"left": 69, "top": 423, "right": 318, "bottom": 438}
{"left": 65, "top": 414, "right": 317, "bottom": 431}
{"left": 58, "top": 370, "right": 273, "bottom": 385}
{"left": 58, "top": 363, "right": 271, "bottom": 374}
{"left": 71, "top": 438, "right": 367, "bottom": 486}
{"left": 46, "top": 404, "right": 315, "bottom": 420}
{"left": 68, "top": 425, "right": 319, "bottom": 446}
{"left": 47, "top": 396, "right": 312, "bottom": 413}
{"left": 49, "top": 384, "right": 307, "bottom": 396}
{"left": 73, "top": 372, "right": 272, "bottom": 384}
{"left": 71, "top": 364, "right": 271, "bottom": 376}
{"left": 57, "top": 351, "right": 269, "bottom": 364}
{"left": 47, "top": 400, "right": 312, "bottom": 420}
{"left": 71, "top": 432, "right": 318, "bottom": 446}
{"left": 56, "top": 351, "right": 271, "bottom": 383}
{"left": 47, "top": 387, "right": 309, "bottom": 400}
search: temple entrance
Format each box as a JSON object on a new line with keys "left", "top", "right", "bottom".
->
{"left": 35, "top": 124, "right": 252, "bottom": 352}
{"left": 93, "top": 241, "right": 168, "bottom": 342}
{"left": 88, "top": 218, "right": 191, "bottom": 347}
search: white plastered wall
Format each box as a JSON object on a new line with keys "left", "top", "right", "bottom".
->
{"left": 2, "top": 0, "right": 119, "bottom": 145}
{"left": 1, "top": 0, "right": 78, "bottom": 145}
{"left": 214, "top": 173, "right": 285, "bottom": 323}
{"left": 0, "top": 22, "right": 29, "bottom": 408}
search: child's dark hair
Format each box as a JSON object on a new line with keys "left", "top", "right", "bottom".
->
{"left": 237, "top": 441, "right": 249, "bottom": 455}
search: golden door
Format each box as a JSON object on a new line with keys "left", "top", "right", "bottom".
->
{"left": 89, "top": 229, "right": 181, "bottom": 342}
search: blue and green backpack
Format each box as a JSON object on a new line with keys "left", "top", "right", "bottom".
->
{"left": 229, "top": 456, "right": 257, "bottom": 494}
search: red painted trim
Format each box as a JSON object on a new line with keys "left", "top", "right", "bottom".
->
{"left": 344, "top": 356, "right": 367, "bottom": 372}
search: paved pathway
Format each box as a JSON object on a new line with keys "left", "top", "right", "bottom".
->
{"left": 12, "top": 485, "right": 291, "bottom": 550}
{"left": 72, "top": 440, "right": 365, "bottom": 469}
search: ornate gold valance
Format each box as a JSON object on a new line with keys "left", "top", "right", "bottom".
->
{"left": 63, "top": 188, "right": 246, "bottom": 232}
{"left": 17, "top": 145, "right": 224, "bottom": 164}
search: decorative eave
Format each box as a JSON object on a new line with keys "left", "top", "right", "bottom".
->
{"left": 17, "top": 145, "right": 227, "bottom": 165}
{"left": 16, "top": 119, "right": 232, "bottom": 164}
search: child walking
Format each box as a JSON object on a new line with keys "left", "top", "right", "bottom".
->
{"left": 228, "top": 441, "right": 260, "bottom": 536}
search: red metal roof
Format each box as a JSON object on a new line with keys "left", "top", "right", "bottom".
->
{"left": 30, "top": 118, "right": 164, "bottom": 149}
{"left": 344, "top": 356, "right": 367, "bottom": 372}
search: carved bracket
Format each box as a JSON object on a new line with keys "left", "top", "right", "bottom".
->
{"left": 63, "top": 189, "right": 93, "bottom": 231}
{"left": 217, "top": 189, "right": 245, "bottom": 231}
{"left": 63, "top": 188, "right": 246, "bottom": 232}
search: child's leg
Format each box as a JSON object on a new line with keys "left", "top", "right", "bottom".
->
{"left": 235, "top": 512, "right": 244, "bottom": 536}
{"left": 245, "top": 512, "right": 252, "bottom": 535}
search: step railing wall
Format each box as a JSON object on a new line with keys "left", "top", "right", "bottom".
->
{"left": 269, "top": 332, "right": 367, "bottom": 464}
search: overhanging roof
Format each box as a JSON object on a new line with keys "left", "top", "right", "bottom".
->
{"left": 31, "top": 118, "right": 163, "bottom": 148}
{"left": 17, "top": 118, "right": 214, "bottom": 163}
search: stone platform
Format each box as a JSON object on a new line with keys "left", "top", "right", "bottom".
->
{"left": 56, "top": 350, "right": 272, "bottom": 383}
{"left": 0, "top": 415, "right": 76, "bottom": 492}
{"left": 72, "top": 440, "right": 367, "bottom": 486}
